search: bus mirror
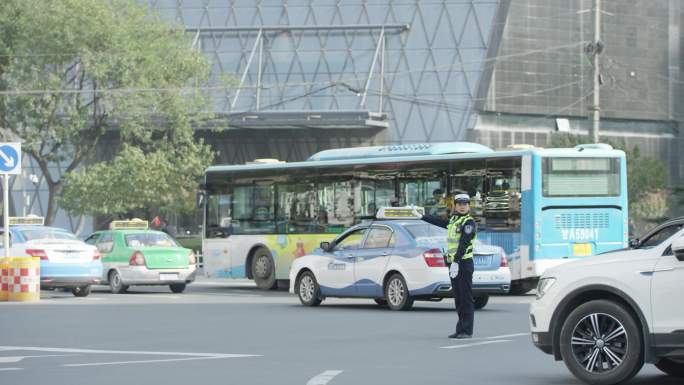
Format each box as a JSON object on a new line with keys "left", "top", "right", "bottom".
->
{"left": 320, "top": 242, "right": 331, "bottom": 252}
{"left": 196, "top": 191, "right": 205, "bottom": 209}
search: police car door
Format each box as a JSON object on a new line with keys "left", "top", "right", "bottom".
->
{"left": 353, "top": 225, "right": 393, "bottom": 298}
{"left": 317, "top": 227, "right": 368, "bottom": 297}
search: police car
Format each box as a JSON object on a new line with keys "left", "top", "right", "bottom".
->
{"left": 289, "top": 207, "right": 511, "bottom": 310}
{"left": 84, "top": 219, "right": 197, "bottom": 294}
{"left": 1, "top": 216, "right": 102, "bottom": 297}
{"left": 530, "top": 217, "right": 684, "bottom": 384}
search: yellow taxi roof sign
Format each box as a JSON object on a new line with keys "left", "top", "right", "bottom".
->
{"left": 111, "top": 219, "right": 149, "bottom": 230}
{"left": 9, "top": 216, "right": 45, "bottom": 226}
{"left": 376, "top": 206, "right": 425, "bottom": 220}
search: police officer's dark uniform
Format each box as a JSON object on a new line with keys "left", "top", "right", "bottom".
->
{"left": 418, "top": 194, "right": 476, "bottom": 339}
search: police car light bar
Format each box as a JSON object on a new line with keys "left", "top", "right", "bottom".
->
{"left": 111, "top": 219, "right": 149, "bottom": 230}
{"left": 376, "top": 206, "right": 425, "bottom": 220}
{"left": 9, "top": 216, "right": 45, "bottom": 226}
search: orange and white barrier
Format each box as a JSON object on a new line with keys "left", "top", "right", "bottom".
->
{"left": 1, "top": 257, "right": 40, "bottom": 302}
{"left": 0, "top": 257, "right": 9, "bottom": 301}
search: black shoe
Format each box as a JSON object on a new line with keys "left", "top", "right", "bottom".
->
{"left": 455, "top": 333, "right": 472, "bottom": 339}
{"left": 448, "top": 333, "right": 459, "bottom": 339}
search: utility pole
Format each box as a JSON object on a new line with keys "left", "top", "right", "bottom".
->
{"left": 590, "top": 0, "right": 603, "bottom": 143}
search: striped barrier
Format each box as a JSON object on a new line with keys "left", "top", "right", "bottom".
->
{"left": 0, "top": 258, "right": 9, "bottom": 301}
{"left": 5, "top": 257, "right": 40, "bottom": 302}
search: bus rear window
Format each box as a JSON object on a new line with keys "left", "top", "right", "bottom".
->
{"left": 542, "top": 157, "right": 620, "bottom": 197}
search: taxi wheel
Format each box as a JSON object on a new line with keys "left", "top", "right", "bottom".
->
{"left": 655, "top": 358, "right": 684, "bottom": 377}
{"left": 72, "top": 285, "right": 91, "bottom": 297}
{"left": 385, "top": 274, "right": 414, "bottom": 311}
{"left": 109, "top": 270, "right": 129, "bottom": 294}
{"left": 474, "top": 295, "right": 489, "bottom": 310}
{"left": 169, "top": 284, "right": 186, "bottom": 293}
{"left": 252, "top": 248, "right": 276, "bottom": 290}
{"left": 559, "top": 300, "right": 643, "bottom": 385}
{"left": 296, "top": 271, "right": 322, "bottom": 307}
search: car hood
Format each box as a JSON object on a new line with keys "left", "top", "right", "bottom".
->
{"left": 543, "top": 248, "right": 648, "bottom": 277}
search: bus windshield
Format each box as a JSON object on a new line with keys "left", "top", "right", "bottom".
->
{"left": 542, "top": 157, "right": 620, "bottom": 197}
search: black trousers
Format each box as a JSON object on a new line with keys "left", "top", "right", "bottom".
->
{"left": 449, "top": 258, "right": 474, "bottom": 335}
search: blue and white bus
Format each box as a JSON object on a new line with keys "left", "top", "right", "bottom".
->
{"left": 201, "top": 142, "right": 627, "bottom": 293}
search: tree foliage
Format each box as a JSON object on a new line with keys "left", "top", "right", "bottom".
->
{"left": 0, "top": 0, "right": 213, "bottom": 223}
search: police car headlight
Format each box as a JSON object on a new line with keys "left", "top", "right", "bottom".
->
{"left": 536, "top": 277, "right": 556, "bottom": 299}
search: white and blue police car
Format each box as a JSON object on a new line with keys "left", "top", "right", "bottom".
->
{"left": 289, "top": 207, "right": 511, "bottom": 310}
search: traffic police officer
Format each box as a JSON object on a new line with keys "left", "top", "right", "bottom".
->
{"left": 415, "top": 193, "right": 476, "bottom": 339}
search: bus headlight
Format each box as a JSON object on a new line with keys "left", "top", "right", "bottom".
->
{"left": 536, "top": 277, "right": 556, "bottom": 299}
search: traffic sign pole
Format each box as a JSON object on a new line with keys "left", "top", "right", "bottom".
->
{"left": 3, "top": 174, "right": 8, "bottom": 258}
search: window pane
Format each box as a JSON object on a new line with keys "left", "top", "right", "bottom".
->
{"left": 318, "top": 180, "right": 354, "bottom": 232}
{"left": 277, "top": 183, "right": 318, "bottom": 233}
{"left": 363, "top": 227, "right": 392, "bottom": 249}
{"left": 334, "top": 228, "right": 367, "bottom": 251}
{"left": 543, "top": 157, "right": 620, "bottom": 197}
{"left": 483, "top": 158, "right": 522, "bottom": 231}
{"left": 125, "top": 233, "right": 178, "bottom": 248}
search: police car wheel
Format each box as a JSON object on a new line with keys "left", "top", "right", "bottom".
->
{"left": 71, "top": 285, "right": 91, "bottom": 297}
{"left": 559, "top": 300, "right": 643, "bottom": 385}
{"left": 474, "top": 295, "right": 489, "bottom": 310}
{"left": 109, "top": 270, "right": 129, "bottom": 294}
{"left": 655, "top": 358, "right": 684, "bottom": 377}
{"left": 252, "top": 248, "right": 276, "bottom": 290}
{"left": 296, "top": 271, "right": 322, "bottom": 307}
{"left": 385, "top": 274, "right": 414, "bottom": 311}
{"left": 169, "top": 284, "right": 186, "bottom": 293}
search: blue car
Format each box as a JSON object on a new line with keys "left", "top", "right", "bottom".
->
{"left": 1, "top": 219, "right": 103, "bottom": 297}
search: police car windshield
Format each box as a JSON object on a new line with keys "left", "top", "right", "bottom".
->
{"left": 20, "top": 229, "right": 78, "bottom": 241}
{"left": 125, "top": 233, "right": 178, "bottom": 248}
{"left": 404, "top": 224, "right": 447, "bottom": 240}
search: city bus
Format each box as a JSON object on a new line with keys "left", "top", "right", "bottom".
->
{"left": 201, "top": 142, "right": 627, "bottom": 293}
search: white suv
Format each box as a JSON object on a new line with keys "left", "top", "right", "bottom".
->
{"left": 530, "top": 218, "right": 684, "bottom": 385}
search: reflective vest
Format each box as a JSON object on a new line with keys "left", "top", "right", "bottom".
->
{"left": 446, "top": 214, "right": 476, "bottom": 263}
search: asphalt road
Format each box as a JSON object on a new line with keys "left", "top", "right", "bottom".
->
{"left": 0, "top": 280, "right": 679, "bottom": 385}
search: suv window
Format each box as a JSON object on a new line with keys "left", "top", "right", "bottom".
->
{"left": 363, "top": 227, "right": 393, "bottom": 249}
{"left": 333, "top": 228, "right": 367, "bottom": 251}
{"left": 640, "top": 224, "right": 684, "bottom": 248}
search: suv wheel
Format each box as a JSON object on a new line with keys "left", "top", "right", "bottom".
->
{"left": 559, "top": 300, "right": 643, "bottom": 385}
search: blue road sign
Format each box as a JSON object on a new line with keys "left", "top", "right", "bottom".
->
{"left": 0, "top": 143, "right": 21, "bottom": 174}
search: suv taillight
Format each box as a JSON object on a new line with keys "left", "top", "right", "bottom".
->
{"left": 26, "top": 249, "right": 48, "bottom": 260}
{"left": 129, "top": 251, "right": 146, "bottom": 266}
{"left": 423, "top": 248, "right": 446, "bottom": 267}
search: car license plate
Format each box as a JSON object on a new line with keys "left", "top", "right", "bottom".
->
{"left": 159, "top": 273, "right": 179, "bottom": 281}
{"left": 474, "top": 255, "right": 492, "bottom": 267}
{"left": 573, "top": 243, "right": 592, "bottom": 257}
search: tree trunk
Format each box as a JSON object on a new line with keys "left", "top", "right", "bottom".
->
{"left": 44, "top": 181, "right": 60, "bottom": 226}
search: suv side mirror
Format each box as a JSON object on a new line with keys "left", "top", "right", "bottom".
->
{"left": 320, "top": 242, "right": 331, "bottom": 252}
{"left": 629, "top": 238, "right": 640, "bottom": 248}
{"left": 672, "top": 237, "right": 684, "bottom": 261}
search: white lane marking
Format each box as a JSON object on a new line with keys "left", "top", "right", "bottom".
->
{"left": 63, "top": 356, "right": 231, "bottom": 367}
{"left": 0, "top": 346, "right": 260, "bottom": 358}
{"left": 0, "top": 354, "right": 77, "bottom": 363}
{"left": 306, "top": 370, "right": 343, "bottom": 385}
{"left": 440, "top": 339, "right": 511, "bottom": 349}
{"left": 0, "top": 367, "right": 23, "bottom": 371}
{"left": 475, "top": 332, "right": 530, "bottom": 341}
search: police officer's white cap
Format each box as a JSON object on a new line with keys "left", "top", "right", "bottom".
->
{"left": 454, "top": 193, "right": 471, "bottom": 203}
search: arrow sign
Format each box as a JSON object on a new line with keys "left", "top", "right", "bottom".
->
{"left": 0, "top": 143, "right": 21, "bottom": 174}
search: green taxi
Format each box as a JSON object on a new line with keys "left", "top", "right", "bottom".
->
{"left": 84, "top": 220, "right": 197, "bottom": 294}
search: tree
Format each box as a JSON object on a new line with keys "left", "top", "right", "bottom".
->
{"left": 0, "top": 0, "right": 212, "bottom": 224}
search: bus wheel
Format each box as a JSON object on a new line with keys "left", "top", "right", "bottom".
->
{"left": 252, "top": 248, "right": 276, "bottom": 290}
{"left": 509, "top": 278, "right": 537, "bottom": 295}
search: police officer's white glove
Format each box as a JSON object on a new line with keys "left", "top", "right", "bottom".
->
{"left": 411, "top": 207, "right": 422, "bottom": 218}
{"left": 449, "top": 262, "right": 459, "bottom": 279}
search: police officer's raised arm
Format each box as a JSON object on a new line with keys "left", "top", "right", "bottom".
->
{"left": 418, "top": 213, "right": 449, "bottom": 229}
